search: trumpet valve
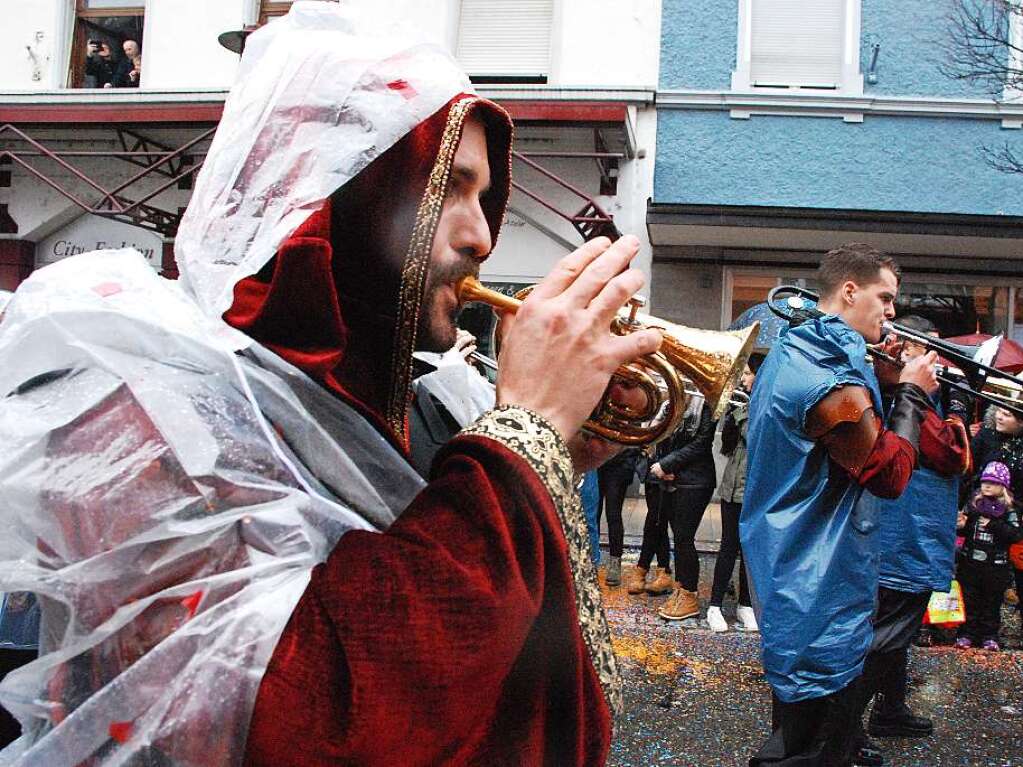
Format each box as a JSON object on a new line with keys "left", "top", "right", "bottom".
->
{"left": 626, "top": 295, "right": 647, "bottom": 325}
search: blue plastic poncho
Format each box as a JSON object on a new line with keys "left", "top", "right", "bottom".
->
{"left": 875, "top": 396, "right": 958, "bottom": 594}
{"left": 741, "top": 315, "right": 883, "bottom": 703}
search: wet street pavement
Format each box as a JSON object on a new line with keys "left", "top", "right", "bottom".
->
{"left": 603, "top": 553, "right": 1023, "bottom": 767}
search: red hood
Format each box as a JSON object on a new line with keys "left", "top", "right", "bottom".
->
{"left": 224, "top": 95, "right": 512, "bottom": 453}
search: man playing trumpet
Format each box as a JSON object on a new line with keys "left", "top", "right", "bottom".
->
{"left": 0, "top": 4, "right": 656, "bottom": 765}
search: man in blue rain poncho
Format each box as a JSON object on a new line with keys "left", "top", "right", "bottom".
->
{"left": 742, "top": 244, "right": 940, "bottom": 767}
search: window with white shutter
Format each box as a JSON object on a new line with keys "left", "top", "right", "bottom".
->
{"left": 456, "top": 0, "right": 553, "bottom": 83}
{"left": 732, "top": 0, "right": 863, "bottom": 94}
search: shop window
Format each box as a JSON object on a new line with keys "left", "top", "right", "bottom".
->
{"left": 70, "top": 1, "right": 144, "bottom": 89}
{"left": 456, "top": 0, "right": 552, "bottom": 84}
{"left": 895, "top": 282, "right": 1009, "bottom": 339}
{"left": 731, "top": 0, "right": 863, "bottom": 94}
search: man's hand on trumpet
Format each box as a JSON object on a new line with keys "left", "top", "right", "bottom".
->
{"left": 494, "top": 235, "right": 662, "bottom": 469}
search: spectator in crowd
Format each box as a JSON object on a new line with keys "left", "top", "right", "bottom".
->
{"left": 581, "top": 470, "right": 602, "bottom": 567}
{"left": 648, "top": 399, "right": 718, "bottom": 622}
{"left": 955, "top": 461, "right": 1023, "bottom": 651}
{"left": 623, "top": 446, "right": 674, "bottom": 596}
{"left": 112, "top": 39, "right": 141, "bottom": 88}
{"left": 707, "top": 356, "right": 763, "bottom": 633}
{"left": 0, "top": 592, "right": 39, "bottom": 747}
{"left": 966, "top": 404, "right": 1023, "bottom": 647}
{"left": 597, "top": 447, "right": 643, "bottom": 586}
{"left": 84, "top": 39, "right": 115, "bottom": 88}
{"left": 971, "top": 405, "right": 1023, "bottom": 500}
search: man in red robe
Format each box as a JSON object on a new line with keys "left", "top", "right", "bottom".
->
{"left": 0, "top": 4, "right": 658, "bottom": 765}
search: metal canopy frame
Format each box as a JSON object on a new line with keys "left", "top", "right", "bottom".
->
{"left": 0, "top": 115, "right": 619, "bottom": 242}
{"left": 0, "top": 123, "right": 214, "bottom": 236}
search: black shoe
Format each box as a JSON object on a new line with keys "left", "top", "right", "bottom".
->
{"left": 868, "top": 704, "right": 934, "bottom": 738}
{"left": 854, "top": 735, "right": 886, "bottom": 766}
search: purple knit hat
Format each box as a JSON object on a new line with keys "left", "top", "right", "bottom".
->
{"left": 980, "top": 461, "right": 1011, "bottom": 489}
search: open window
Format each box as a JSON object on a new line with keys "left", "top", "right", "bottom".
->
{"left": 258, "top": 1, "right": 294, "bottom": 25}
{"left": 456, "top": 0, "right": 553, "bottom": 84}
{"left": 70, "top": 0, "right": 145, "bottom": 89}
{"left": 731, "top": 0, "right": 863, "bottom": 94}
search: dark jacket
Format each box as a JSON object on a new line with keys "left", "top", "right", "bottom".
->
{"left": 958, "top": 500, "right": 1023, "bottom": 567}
{"left": 718, "top": 403, "right": 749, "bottom": 503}
{"left": 84, "top": 54, "right": 115, "bottom": 87}
{"left": 112, "top": 57, "right": 139, "bottom": 88}
{"left": 650, "top": 401, "right": 717, "bottom": 489}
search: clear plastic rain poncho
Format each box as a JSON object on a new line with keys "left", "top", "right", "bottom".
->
{"left": 0, "top": 2, "right": 472, "bottom": 763}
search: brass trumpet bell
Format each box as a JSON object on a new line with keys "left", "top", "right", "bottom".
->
{"left": 457, "top": 276, "right": 759, "bottom": 446}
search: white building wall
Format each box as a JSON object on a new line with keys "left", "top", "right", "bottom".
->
{"left": 554, "top": 0, "right": 661, "bottom": 86}
{"left": 0, "top": 0, "right": 661, "bottom": 91}
{"left": 141, "top": 0, "right": 247, "bottom": 89}
{"left": 7, "top": 0, "right": 67, "bottom": 89}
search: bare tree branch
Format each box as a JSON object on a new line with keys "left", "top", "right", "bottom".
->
{"left": 980, "top": 141, "right": 1023, "bottom": 172}
{"left": 941, "top": 1, "right": 1023, "bottom": 173}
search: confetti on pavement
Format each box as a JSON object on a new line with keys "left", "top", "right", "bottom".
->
{"left": 601, "top": 552, "right": 1023, "bottom": 767}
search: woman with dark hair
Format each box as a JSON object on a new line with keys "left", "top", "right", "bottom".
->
{"left": 707, "top": 355, "right": 763, "bottom": 632}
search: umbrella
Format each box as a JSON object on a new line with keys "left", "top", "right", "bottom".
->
{"left": 945, "top": 333, "right": 1023, "bottom": 375}
{"left": 729, "top": 302, "right": 789, "bottom": 351}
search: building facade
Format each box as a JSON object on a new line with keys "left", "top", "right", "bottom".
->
{"left": 0, "top": 0, "right": 662, "bottom": 333}
{"left": 650, "top": 0, "right": 1023, "bottom": 341}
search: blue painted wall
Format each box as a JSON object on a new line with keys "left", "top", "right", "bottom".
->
{"left": 654, "top": 110, "right": 1023, "bottom": 215}
{"left": 659, "top": 0, "right": 737, "bottom": 90}
{"left": 861, "top": 0, "right": 993, "bottom": 99}
{"left": 658, "top": 0, "right": 1004, "bottom": 98}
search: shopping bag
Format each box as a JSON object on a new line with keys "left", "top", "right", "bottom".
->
{"left": 1009, "top": 540, "right": 1023, "bottom": 571}
{"left": 923, "top": 580, "right": 966, "bottom": 627}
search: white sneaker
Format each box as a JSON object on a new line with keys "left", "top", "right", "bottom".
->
{"left": 706, "top": 605, "right": 728, "bottom": 633}
{"left": 736, "top": 605, "right": 759, "bottom": 632}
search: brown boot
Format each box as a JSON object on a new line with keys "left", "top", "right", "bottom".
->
{"left": 645, "top": 567, "right": 674, "bottom": 596}
{"left": 659, "top": 587, "right": 699, "bottom": 621}
{"left": 624, "top": 566, "right": 648, "bottom": 594}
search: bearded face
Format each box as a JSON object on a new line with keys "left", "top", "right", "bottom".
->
{"left": 416, "top": 117, "right": 493, "bottom": 352}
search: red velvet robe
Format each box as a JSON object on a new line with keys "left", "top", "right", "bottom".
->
{"left": 244, "top": 434, "right": 611, "bottom": 766}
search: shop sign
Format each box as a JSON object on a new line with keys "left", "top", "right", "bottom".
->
{"left": 36, "top": 215, "right": 162, "bottom": 271}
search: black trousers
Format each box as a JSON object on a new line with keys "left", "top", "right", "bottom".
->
{"left": 856, "top": 587, "right": 931, "bottom": 719}
{"left": 667, "top": 486, "right": 715, "bottom": 591}
{"left": 638, "top": 482, "right": 672, "bottom": 572}
{"left": 749, "top": 680, "right": 862, "bottom": 767}
{"left": 597, "top": 460, "right": 631, "bottom": 558}
{"left": 0, "top": 649, "right": 35, "bottom": 748}
{"left": 710, "top": 499, "right": 751, "bottom": 607}
{"left": 957, "top": 559, "right": 1012, "bottom": 642}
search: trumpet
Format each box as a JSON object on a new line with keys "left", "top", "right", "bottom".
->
{"left": 767, "top": 285, "right": 1023, "bottom": 419}
{"left": 457, "top": 277, "right": 759, "bottom": 446}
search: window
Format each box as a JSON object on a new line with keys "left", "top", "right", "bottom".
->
{"left": 896, "top": 282, "right": 1010, "bottom": 339}
{"left": 456, "top": 0, "right": 553, "bottom": 84}
{"left": 70, "top": 0, "right": 144, "bottom": 89}
{"left": 731, "top": 0, "right": 863, "bottom": 94}
{"left": 259, "top": 1, "right": 294, "bottom": 25}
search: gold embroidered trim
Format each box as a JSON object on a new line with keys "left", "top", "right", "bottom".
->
{"left": 386, "top": 96, "right": 478, "bottom": 443}
{"left": 460, "top": 405, "right": 624, "bottom": 718}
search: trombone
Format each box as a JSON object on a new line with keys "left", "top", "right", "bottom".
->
{"left": 766, "top": 285, "right": 1023, "bottom": 419}
{"left": 458, "top": 277, "right": 759, "bottom": 446}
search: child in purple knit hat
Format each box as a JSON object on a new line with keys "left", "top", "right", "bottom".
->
{"left": 955, "top": 461, "right": 1023, "bottom": 650}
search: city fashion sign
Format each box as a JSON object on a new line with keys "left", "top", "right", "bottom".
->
{"left": 37, "top": 214, "right": 162, "bottom": 270}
